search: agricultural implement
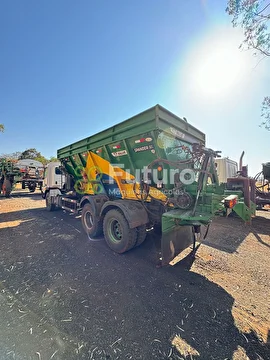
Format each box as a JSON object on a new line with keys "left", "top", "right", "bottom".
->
{"left": 218, "top": 151, "right": 270, "bottom": 221}
{"left": 222, "top": 152, "right": 257, "bottom": 223}
{"left": 0, "top": 158, "right": 44, "bottom": 197}
{"left": 254, "top": 162, "right": 270, "bottom": 208}
{"left": 43, "top": 105, "right": 239, "bottom": 265}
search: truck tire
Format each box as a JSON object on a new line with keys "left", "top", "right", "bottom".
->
{"left": 135, "top": 224, "right": 147, "bottom": 247}
{"left": 3, "top": 179, "right": 12, "bottom": 198}
{"left": 46, "top": 192, "right": 56, "bottom": 211}
{"left": 103, "top": 209, "right": 137, "bottom": 253}
{"left": 81, "top": 203, "right": 103, "bottom": 238}
{"left": 29, "top": 183, "right": 36, "bottom": 193}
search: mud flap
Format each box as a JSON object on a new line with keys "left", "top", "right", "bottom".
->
{"left": 160, "top": 210, "right": 211, "bottom": 266}
{"left": 161, "top": 225, "right": 194, "bottom": 266}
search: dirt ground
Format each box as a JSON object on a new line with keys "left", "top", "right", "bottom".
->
{"left": 0, "top": 190, "right": 269, "bottom": 360}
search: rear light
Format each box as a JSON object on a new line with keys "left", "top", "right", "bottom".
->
{"left": 224, "top": 195, "right": 238, "bottom": 208}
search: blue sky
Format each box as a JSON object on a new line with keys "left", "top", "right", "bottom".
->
{"left": 0, "top": 0, "right": 269, "bottom": 176}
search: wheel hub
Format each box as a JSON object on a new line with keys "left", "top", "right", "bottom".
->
{"left": 85, "top": 211, "right": 94, "bottom": 230}
{"left": 111, "top": 220, "right": 122, "bottom": 241}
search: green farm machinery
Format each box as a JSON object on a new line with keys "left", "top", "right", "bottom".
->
{"left": 43, "top": 105, "right": 252, "bottom": 265}
{"left": 0, "top": 158, "right": 44, "bottom": 197}
{"left": 254, "top": 162, "right": 270, "bottom": 208}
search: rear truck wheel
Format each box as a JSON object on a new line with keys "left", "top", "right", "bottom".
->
{"left": 3, "top": 179, "right": 12, "bottom": 198}
{"left": 46, "top": 192, "right": 56, "bottom": 211}
{"left": 135, "top": 224, "right": 147, "bottom": 247}
{"left": 103, "top": 209, "right": 137, "bottom": 253}
{"left": 28, "top": 183, "right": 36, "bottom": 193}
{"left": 81, "top": 203, "right": 103, "bottom": 238}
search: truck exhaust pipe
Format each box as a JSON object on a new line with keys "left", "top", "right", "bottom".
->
{"left": 239, "top": 151, "right": 245, "bottom": 172}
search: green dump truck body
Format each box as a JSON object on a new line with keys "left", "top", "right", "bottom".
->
{"left": 58, "top": 104, "right": 205, "bottom": 159}
{"left": 52, "top": 105, "right": 226, "bottom": 265}
{"left": 57, "top": 104, "right": 205, "bottom": 186}
{"left": 56, "top": 104, "right": 223, "bottom": 220}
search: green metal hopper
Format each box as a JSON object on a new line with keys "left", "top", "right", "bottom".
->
{"left": 57, "top": 105, "right": 224, "bottom": 265}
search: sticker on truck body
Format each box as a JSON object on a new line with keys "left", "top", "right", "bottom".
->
{"left": 170, "top": 127, "right": 185, "bottom": 139}
{"left": 134, "top": 137, "right": 153, "bottom": 144}
{"left": 133, "top": 144, "right": 154, "bottom": 153}
{"left": 111, "top": 150, "right": 128, "bottom": 157}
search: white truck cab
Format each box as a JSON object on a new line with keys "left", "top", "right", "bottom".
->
{"left": 215, "top": 158, "right": 238, "bottom": 184}
{"left": 42, "top": 162, "right": 66, "bottom": 198}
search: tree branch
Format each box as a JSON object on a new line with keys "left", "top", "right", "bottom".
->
{"left": 251, "top": 42, "right": 270, "bottom": 56}
{"left": 256, "top": 2, "right": 270, "bottom": 16}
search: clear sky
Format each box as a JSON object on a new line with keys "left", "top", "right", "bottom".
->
{"left": 0, "top": 0, "right": 269, "bottom": 176}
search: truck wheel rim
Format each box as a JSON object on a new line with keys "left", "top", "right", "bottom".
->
{"left": 85, "top": 211, "right": 94, "bottom": 230}
{"left": 108, "top": 219, "right": 122, "bottom": 243}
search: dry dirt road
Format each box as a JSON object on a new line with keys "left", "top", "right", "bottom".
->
{"left": 0, "top": 190, "right": 269, "bottom": 360}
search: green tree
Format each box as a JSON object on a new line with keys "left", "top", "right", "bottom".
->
{"left": 0, "top": 124, "right": 4, "bottom": 132}
{"left": 0, "top": 149, "right": 53, "bottom": 165}
{"left": 49, "top": 156, "right": 58, "bottom": 162}
{"left": 226, "top": 0, "right": 270, "bottom": 130}
{"left": 18, "top": 148, "right": 55, "bottom": 165}
{"left": 0, "top": 151, "right": 22, "bottom": 160}
{"left": 34, "top": 155, "right": 49, "bottom": 165}
{"left": 19, "top": 148, "right": 42, "bottom": 160}
{"left": 261, "top": 95, "right": 270, "bottom": 130}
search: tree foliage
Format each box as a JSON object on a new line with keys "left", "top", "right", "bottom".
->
{"left": 0, "top": 151, "right": 22, "bottom": 161}
{"left": 0, "top": 149, "right": 56, "bottom": 164}
{"left": 226, "top": 0, "right": 270, "bottom": 55}
{"left": 226, "top": 0, "right": 270, "bottom": 130}
{"left": 34, "top": 155, "right": 49, "bottom": 165}
{"left": 261, "top": 96, "right": 270, "bottom": 129}
{"left": 0, "top": 124, "right": 4, "bottom": 133}
{"left": 49, "top": 156, "right": 58, "bottom": 162}
{"left": 18, "top": 148, "right": 53, "bottom": 165}
{"left": 19, "top": 148, "right": 42, "bottom": 160}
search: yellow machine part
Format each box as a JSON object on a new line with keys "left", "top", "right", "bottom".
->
{"left": 79, "top": 151, "right": 167, "bottom": 203}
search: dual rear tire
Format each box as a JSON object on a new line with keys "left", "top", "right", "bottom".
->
{"left": 103, "top": 209, "right": 137, "bottom": 253}
{"left": 81, "top": 205, "right": 147, "bottom": 253}
{"left": 81, "top": 203, "right": 103, "bottom": 238}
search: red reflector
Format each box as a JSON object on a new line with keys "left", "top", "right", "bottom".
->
{"left": 224, "top": 195, "right": 238, "bottom": 208}
{"left": 135, "top": 138, "right": 145, "bottom": 143}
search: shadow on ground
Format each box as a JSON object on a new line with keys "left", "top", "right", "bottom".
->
{"left": 201, "top": 212, "right": 270, "bottom": 254}
{"left": 0, "top": 189, "right": 43, "bottom": 201}
{"left": 0, "top": 206, "right": 269, "bottom": 359}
